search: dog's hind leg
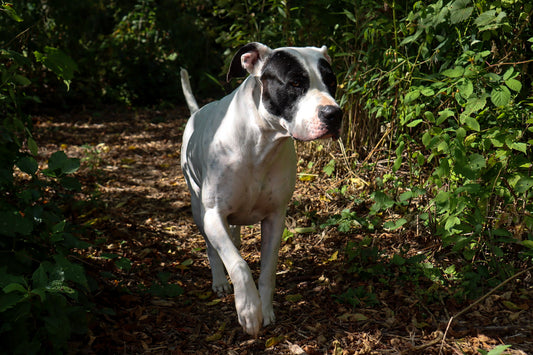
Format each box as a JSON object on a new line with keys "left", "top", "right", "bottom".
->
{"left": 229, "top": 225, "right": 241, "bottom": 249}
{"left": 205, "top": 238, "right": 232, "bottom": 295}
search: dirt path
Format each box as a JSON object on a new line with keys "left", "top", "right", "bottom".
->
{"left": 33, "top": 107, "right": 532, "bottom": 354}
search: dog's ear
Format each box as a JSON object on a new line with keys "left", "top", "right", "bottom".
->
{"left": 320, "top": 45, "right": 332, "bottom": 64}
{"left": 227, "top": 42, "right": 272, "bottom": 82}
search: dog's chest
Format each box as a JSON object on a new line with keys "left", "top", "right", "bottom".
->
{"left": 217, "top": 140, "right": 296, "bottom": 225}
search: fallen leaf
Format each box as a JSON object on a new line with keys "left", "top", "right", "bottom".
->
{"left": 265, "top": 335, "right": 286, "bottom": 348}
{"left": 337, "top": 313, "right": 368, "bottom": 322}
{"left": 293, "top": 226, "right": 316, "bottom": 234}
{"left": 121, "top": 158, "right": 136, "bottom": 164}
{"left": 502, "top": 300, "right": 524, "bottom": 311}
{"left": 285, "top": 294, "right": 303, "bottom": 303}
{"left": 205, "top": 333, "right": 222, "bottom": 342}
{"left": 287, "top": 342, "right": 306, "bottom": 354}
{"left": 197, "top": 291, "right": 212, "bottom": 300}
{"left": 298, "top": 173, "right": 317, "bottom": 181}
{"left": 151, "top": 299, "right": 176, "bottom": 307}
{"left": 206, "top": 299, "right": 222, "bottom": 306}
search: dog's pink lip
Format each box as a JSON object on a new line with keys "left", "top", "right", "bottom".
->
{"left": 291, "top": 128, "right": 340, "bottom": 142}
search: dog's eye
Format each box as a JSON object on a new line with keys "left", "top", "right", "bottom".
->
{"left": 289, "top": 80, "right": 300, "bottom": 88}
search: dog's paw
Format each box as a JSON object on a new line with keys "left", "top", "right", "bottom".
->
{"left": 235, "top": 290, "right": 263, "bottom": 336}
{"left": 262, "top": 304, "right": 275, "bottom": 326}
{"left": 212, "top": 280, "right": 232, "bottom": 296}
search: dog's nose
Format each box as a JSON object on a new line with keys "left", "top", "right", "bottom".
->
{"left": 318, "top": 105, "right": 342, "bottom": 125}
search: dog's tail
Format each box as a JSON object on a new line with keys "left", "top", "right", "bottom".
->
{"left": 180, "top": 68, "right": 200, "bottom": 114}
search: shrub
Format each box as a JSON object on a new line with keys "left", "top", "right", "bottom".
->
{"left": 1, "top": 5, "right": 90, "bottom": 353}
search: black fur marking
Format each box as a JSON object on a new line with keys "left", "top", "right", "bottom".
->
{"left": 260, "top": 51, "right": 309, "bottom": 120}
{"left": 227, "top": 43, "right": 259, "bottom": 82}
{"left": 318, "top": 58, "right": 337, "bottom": 97}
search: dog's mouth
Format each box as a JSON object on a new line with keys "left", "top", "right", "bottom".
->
{"left": 291, "top": 127, "right": 340, "bottom": 142}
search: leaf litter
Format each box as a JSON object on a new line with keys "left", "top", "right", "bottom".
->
{"left": 31, "top": 106, "right": 532, "bottom": 354}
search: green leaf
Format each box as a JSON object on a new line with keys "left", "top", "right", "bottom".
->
{"left": 16, "top": 156, "right": 38, "bottom": 175}
{"left": 445, "top": 216, "right": 460, "bottom": 231}
{"left": 420, "top": 88, "right": 435, "bottom": 96}
{"left": 32, "top": 264, "right": 49, "bottom": 289}
{"left": 14, "top": 74, "right": 31, "bottom": 86}
{"left": 515, "top": 177, "right": 533, "bottom": 194}
{"left": 475, "top": 10, "right": 506, "bottom": 31}
{"left": 407, "top": 119, "right": 423, "bottom": 128}
{"left": 46, "top": 151, "right": 80, "bottom": 176}
{"left": 486, "top": 345, "right": 512, "bottom": 355}
{"left": 464, "top": 96, "right": 487, "bottom": 114}
{"left": 370, "top": 191, "right": 395, "bottom": 214}
{"left": 491, "top": 86, "right": 511, "bottom": 107}
{"left": 437, "top": 109, "right": 455, "bottom": 125}
{"left": 502, "top": 67, "right": 515, "bottom": 81}
{"left": 3, "top": 282, "right": 26, "bottom": 294}
{"left": 2, "top": 4, "right": 23, "bottom": 22}
{"left": 27, "top": 137, "right": 39, "bottom": 155}
{"left": 449, "top": 0, "right": 473, "bottom": 24}
{"left": 442, "top": 66, "right": 464, "bottom": 78}
{"left": 115, "top": 257, "right": 132, "bottom": 271}
{"left": 505, "top": 78, "right": 522, "bottom": 92}
{"left": 508, "top": 142, "right": 527, "bottom": 154}
{"left": 404, "top": 89, "right": 420, "bottom": 104}
{"left": 457, "top": 79, "right": 473, "bottom": 99}
{"left": 422, "top": 131, "right": 431, "bottom": 146}
{"left": 383, "top": 218, "right": 407, "bottom": 231}
{"left": 34, "top": 47, "right": 78, "bottom": 90}
{"left": 323, "top": 159, "right": 336, "bottom": 177}
{"left": 464, "top": 116, "right": 480, "bottom": 131}
{"left": 468, "top": 153, "right": 486, "bottom": 171}
{"left": 60, "top": 176, "right": 82, "bottom": 191}
{"left": 522, "top": 240, "right": 533, "bottom": 249}
{"left": 53, "top": 255, "right": 89, "bottom": 290}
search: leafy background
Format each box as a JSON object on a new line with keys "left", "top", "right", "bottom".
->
{"left": 1, "top": 0, "right": 532, "bottom": 353}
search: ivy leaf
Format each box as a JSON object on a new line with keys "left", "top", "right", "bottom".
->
{"left": 490, "top": 85, "right": 511, "bottom": 107}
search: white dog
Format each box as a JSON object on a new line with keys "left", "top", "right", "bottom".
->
{"left": 180, "top": 42, "right": 342, "bottom": 335}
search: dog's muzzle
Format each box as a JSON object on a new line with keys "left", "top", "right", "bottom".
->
{"left": 318, "top": 105, "right": 342, "bottom": 139}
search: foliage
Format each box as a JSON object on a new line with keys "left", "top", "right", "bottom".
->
{"left": 0, "top": 0, "right": 221, "bottom": 105}
{"left": 1, "top": 5, "right": 90, "bottom": 353}
{"left": 334, "top": 0, "right": 533, "bottom": 299}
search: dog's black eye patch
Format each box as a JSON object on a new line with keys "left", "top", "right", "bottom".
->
{"left": 318, "top": 58, "right": 337, "bottom": 97}
{"left": 260, "top": 51, "right": 309, "bottom": 120}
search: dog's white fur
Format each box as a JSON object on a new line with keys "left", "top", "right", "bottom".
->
{"left": 180, "top": 43, "right": 339, "bottom": 335}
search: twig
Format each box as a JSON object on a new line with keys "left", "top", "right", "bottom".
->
{"left": 487, "top": 58, "right": 533, "bottom": 67}
{"left": 362, "top": 125, "right": 393, "bottom": 164}
{"left": 401, "top": 331, "right": 444, "bottom": 354}
{"left": 439, "top": 265, "right": 533, "bottom": 354}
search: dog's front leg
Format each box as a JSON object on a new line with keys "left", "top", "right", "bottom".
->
{"left": 203, "top": 209, "right": 263, "bottom": 336}
{"left": 258, "top": 211, "right": 285, "bottom": 326}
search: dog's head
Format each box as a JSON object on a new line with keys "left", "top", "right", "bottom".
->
{"left": 227, "top": 42, "right": 342, "bottom": 141}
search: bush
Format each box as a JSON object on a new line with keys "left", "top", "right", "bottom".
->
{"left": 1, "top": 5, "right": 90, "bottom": 353}
{"left": 336, "top": 0, "right": 533, "bottom": 296}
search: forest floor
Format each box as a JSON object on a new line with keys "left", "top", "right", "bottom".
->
{"left": 32, "top": 106, "right": 532, "bottom": 354}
